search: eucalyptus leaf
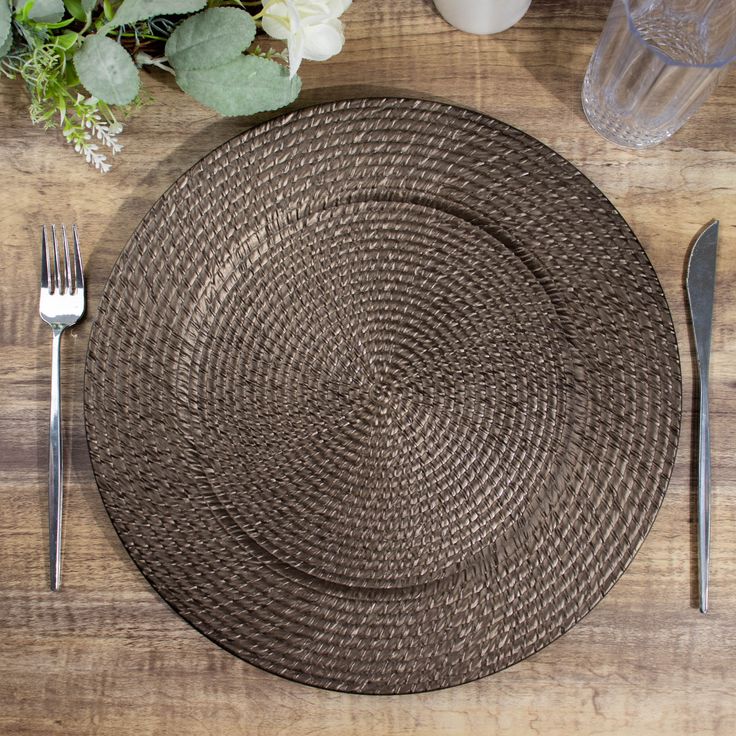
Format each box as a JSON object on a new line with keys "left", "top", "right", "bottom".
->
{"left": 15, "top": 0, "right": 65, "bottom": 23}
{"left": 0, "top": 26, "right": 12, "bottom": 59}
{"left": 106, "top": 0, "right": 205, "bottom": 29}
{"left": 82, "top": 0, "right": 95, "bottom": 10}
{"left": 0, "top": 2, "right": 11, "bottom": 53}
{"left": 176, "top": 56, "right": 301, "bottom": 117}
{"left": 73, "top": 33, "right": 140, "bottom": 105}
{"left": 165, "top": 8, "right": 256, "bottom": 72}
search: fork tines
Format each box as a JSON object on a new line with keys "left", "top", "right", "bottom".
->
{"left": 41, "top": 225, "right": 84, "bottom": 294}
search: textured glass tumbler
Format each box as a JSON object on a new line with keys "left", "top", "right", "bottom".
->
{"left": 582, "top": 0, "right": 736, "bottom": 147}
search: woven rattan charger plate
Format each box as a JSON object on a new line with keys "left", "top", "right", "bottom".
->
{"left": 85, "top": 97, "right": 681, "bottom": 695}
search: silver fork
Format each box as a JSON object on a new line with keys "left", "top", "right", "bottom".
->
{"left": 39, "top": 225, "right": 85, "bottom": 591}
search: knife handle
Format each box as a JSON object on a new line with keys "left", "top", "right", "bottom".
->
{"left": 697, "top": 369, "right": 711, "bottom": 614}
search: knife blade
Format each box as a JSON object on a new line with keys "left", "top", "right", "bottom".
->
{"left": 686, "top": 219, "right": 719, "bottom": 614}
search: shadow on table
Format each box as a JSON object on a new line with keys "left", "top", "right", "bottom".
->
{"left": 509, "top": 0, "right": 608, "bottom": 123}
{"left": 89, "top": 81, "right": 444, "bottom": 288}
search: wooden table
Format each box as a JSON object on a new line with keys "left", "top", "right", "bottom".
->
{"left": 1, "top": 1, "right": 734, "bottom": 734}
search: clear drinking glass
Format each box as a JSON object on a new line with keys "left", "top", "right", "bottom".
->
{"left": 582, "top": 0, "right": 736, "bottom": 147}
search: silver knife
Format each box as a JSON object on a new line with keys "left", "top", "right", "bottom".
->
{"left": 686, "top": 220, "right": 719, "bottom": 614}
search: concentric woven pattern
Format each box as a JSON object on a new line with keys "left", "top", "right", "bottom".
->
{"left": 84, "top": 98, "right": 681, "bottom": 694}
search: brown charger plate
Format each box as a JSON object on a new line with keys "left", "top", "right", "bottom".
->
{"left": 84, "top": 98, "right": 681, "bottom": 694}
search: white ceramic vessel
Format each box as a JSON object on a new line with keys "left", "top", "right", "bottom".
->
{"left": 433, "top": 0, "right": 532, "bottom": 35}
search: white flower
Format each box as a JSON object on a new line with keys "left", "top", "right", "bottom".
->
{"left": 262, "top": 0, "right": 352, "bottom": 78}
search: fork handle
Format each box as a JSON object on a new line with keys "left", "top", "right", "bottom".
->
{"left": 49, "top": 327, "right": 63, "bottom": 591}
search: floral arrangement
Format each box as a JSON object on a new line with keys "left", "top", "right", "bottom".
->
{"left": 0, "top": 1, "right": 351, "bottom": 171}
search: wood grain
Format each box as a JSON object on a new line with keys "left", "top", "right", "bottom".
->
{"left": 1, "top": 1, "right": 734, "bottom": 733}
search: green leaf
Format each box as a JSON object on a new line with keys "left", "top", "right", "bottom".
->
{"left": 64, "top": 59, "right": 79, "bottom": 85}
{"left": 176, "top": 55, "right": 301, "bottom": 117}
{"left": 0, "top": 2, "right": 11, "bottom": 54}
{"left": 73, "top": 33, "right": 140, "bottom": 105}
{"left": 55, "top": 30, "right": 78, "bottom": 49}
{"left": 63, "top": 0, "right": 85, "bottom": 21}
{"left": 15, "top": 0, "right": 65, "bottom": 23}
{"left": 106, "top": 0, "right": 205, "bottom": 29}
{"left": 165, "top": 7, "right": 255, "bottom": 72}
{"left": 82, "top": 0, "right": 95, "bottom": 10}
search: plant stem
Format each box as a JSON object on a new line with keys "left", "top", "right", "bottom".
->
{"left": 118, "top": 32, "right": 168, "bottom": 42}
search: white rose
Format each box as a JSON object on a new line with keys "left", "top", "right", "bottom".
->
{"left": 327, "top": 0, "right": 352, "bottom": 12}
{"left": 262, "top": 0, "right": 352, "bottom": 78}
